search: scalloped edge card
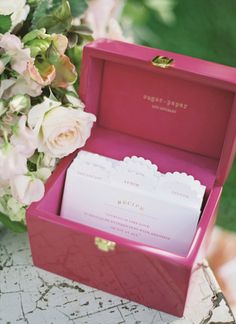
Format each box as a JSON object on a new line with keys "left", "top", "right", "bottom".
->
{"left": 61, "top": 151, "right": 206, "bottom": 256}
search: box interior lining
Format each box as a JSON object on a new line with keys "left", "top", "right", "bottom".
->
{"left": 86, "top": 58, "right": 234, "bottom": 161}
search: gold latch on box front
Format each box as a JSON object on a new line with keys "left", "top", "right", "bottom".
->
{"left": 152, "top": 55, "right": 174, "bottom": 68}
{"left": 95, "top": 237, "right": 116, "bottom": 252}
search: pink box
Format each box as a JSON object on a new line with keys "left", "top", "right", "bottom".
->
{"left": 26, "top": 39, "right": 236, "bottom": 317}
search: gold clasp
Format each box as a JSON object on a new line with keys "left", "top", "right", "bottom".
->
{"left": 95, "top": 237, "right": 116, "bottom": 252}
{"left": 152, "top": 55, "right": 174, "bottom": 68}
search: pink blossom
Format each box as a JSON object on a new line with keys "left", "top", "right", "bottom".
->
{"left": 10, "top": 116, "right": 38, "bottom": 158}
{"left": 0, "top": 74, "right": 42, "bottom": 99}
{"left": 0, "top": 145, "right": 27, "bottom": 181}
{"left": 0, "top": 33, "right": 32, "bottom": 74}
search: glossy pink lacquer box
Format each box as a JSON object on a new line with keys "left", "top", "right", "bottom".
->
{"left": 26, "top": 39, "right": 236, "bottom": 317}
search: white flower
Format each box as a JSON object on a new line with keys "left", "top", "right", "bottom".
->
{"left": 84, "top": 0, "right": 125, "bottom": 40}
{"left": 65, "top": 86, "right": 85, "bottom": 108}
{"left": 13, "top": 72, "right": 43, "bottom": 97}
{"left": 10, "top": 175, "right": 45, "bottom": 205}
{"left": 0, "top": 79, "right": 16, "bottom": 99}
{"left": 41, "top": 154, "right": 57, "bottom": 170}
{"left": 9, "top": 94, "right": 31, "bottom": 113}
{"left": 0, "top": 145, "right": 28, "bottom": 181}
{"left": 107, "top": 17, "right": 124, "bottom": 40}
{"left": 1, "top": 111, "right": 18, "bottom": 130}
{"left": 10, "top": 115, "right": 38, "bottom": 158}
{"left": 0, "top": 33, "right": 31, "bottom": 74}
{"left": 34, "top": 167, "right": 52, "bottom": 182}
{"left": 0, "top": 74, "right": 42, "bottom": 99}
{"left": 28, "top": 97, "right": 96, "bottom": 158}
{"left": 0, "top": 0, "right": 30, "bottom": 31}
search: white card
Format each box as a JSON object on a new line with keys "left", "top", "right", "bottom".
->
{"left": 61, "top": 151, "right": 206, "bottom": 256}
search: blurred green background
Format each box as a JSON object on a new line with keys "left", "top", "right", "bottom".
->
{"left": 121, "top": 0, "right": 236, "bottom": 231}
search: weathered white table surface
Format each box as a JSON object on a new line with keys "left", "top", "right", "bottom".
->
{"left": 0, "top": 229, "right": 235, "bottom": 324}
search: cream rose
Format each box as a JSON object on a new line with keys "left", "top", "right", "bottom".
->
{"left": 28, "top": 97, "right": 96, "bottom": 158}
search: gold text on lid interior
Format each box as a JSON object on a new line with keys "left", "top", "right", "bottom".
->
{"left": 143, "top": 94, "right": 188, "bottom": 110}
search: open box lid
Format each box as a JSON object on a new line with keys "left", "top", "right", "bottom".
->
{"left": 79, "top": 39, "right": 236, "bottom": 188}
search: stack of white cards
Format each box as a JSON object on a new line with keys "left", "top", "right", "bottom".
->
{"left": 61, "top": 151, "right": 206, "bottom": 255}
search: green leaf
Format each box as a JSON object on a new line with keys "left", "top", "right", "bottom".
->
{"left": 28, "top": 151, "right": 40, "bottom": 165}
{"left": 0, "top": 211, "right": 27, "bottom": 233}
{"left": 51, "top": 0, "right": 62, "bottom": 10}
{"left": 36, "top": 15, "right": 65, "bottom": 33}
{"left": 70, "top": 24, "right": 93, "bottom": 36}
{"left": 22, "top": 28, "right": 47, "bottom": 44}
{"left": 67, "top": 45, "right": 83, "bottom": 65}
{"left": 67, "top": 32, "right": 78, "bottom": 48}
{"left": 68, "top": 25, "right": 93, "bottom": 46}
{"left": 54, "top": 0, "right": 71, "bottom": 20}
{"left": 68, "top": 0, "right": 88, "bottom": 17}
{"left": 46, "top": 43, "right": 60, "bottom": 65}
{"left": 27, "top": 160, "right": 37, "bottom": 172}
{"left": 27, "top": 0, "right": 41, "bottom": 4}
{"left": 0, "top": 15, "right": 12, "bottom": 33}
{"left": 36, "top": 0, "right": 72, "bottom": 33}
{"left": 32, "top": 0, "right": 49, "bottom": 28}
{"left": 52, "top": 54, "right": 77, "bottom": 88}
{"left": 66, "top": 45, "right": 83, "bottom": 78}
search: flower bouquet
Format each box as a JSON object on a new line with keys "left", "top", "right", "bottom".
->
{"left": 0, "top": 0, "right": 124, "bottom": 232}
